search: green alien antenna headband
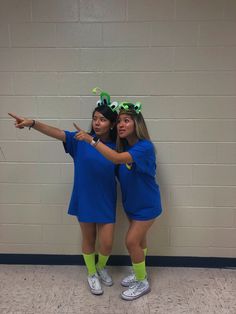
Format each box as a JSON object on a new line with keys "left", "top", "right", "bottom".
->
{"left": 92, "top": 87, "right": 119, "bottom": 113}
{"left": 118, "top": 101, "right": 142, "bottom": 114}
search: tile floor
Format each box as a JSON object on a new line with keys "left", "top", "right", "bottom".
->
{"left": 0, "top": 265, "right": 235, "bottom": 314}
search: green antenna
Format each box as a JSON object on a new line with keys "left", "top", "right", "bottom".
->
{"left": 92, "top": 87, "right": 111, "bottom": 105}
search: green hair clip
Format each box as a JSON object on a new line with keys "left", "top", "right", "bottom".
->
{"left": 92, "top": 87, "right": 119, "bottom": 113}
{"left": 118, "top": 102, "right": 142, "bottom": 114}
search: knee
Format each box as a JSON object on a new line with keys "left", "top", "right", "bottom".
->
{"left": 125, "top": 236, "right": 139, "bottom": 252}
{"left": 99, "top": 240, "right": 113, "bottom": 255}
{"left": 82, "top": 237, "right": 96, "bottom": 252}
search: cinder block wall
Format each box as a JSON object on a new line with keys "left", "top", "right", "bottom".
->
{"left": 0, "top": 0, "right": 236, "bottom": 258}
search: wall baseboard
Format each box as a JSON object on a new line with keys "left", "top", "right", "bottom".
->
{"left": 0, "top": 254, "right": 235, "bottom": 269}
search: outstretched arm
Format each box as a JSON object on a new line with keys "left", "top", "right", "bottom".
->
{"left": 8, "top": 113, "right": 66, "bottom": 142}
{"left": 73, "top": 123, "right": 133, "bottom": 164}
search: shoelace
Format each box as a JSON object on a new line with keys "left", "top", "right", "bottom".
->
{"left": 99, "top": 268, "right": 110, "bottom": 280}
{"left": 129, "top": 280, "right": 138, "bottom": 289}
{"left": 91, "top": 276, "right": 98, "bottom": 289}
{"left": 127, "top": 274, "right": 136, "bottom": 282}
{"left": 130, "top": 281, "right": 144, "bottom": 295}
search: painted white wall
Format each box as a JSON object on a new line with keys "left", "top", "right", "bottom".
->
{"left": 0, "top": 0, "right": 236, "bottom": 258}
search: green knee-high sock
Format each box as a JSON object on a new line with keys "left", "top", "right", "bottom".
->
{"left": 143, "top": 248, "right": 147, "bottom": 257}
{"left": 132, "top": 261, "right": 147, "bottom": 281}
{"left": 83, "top": 252, "right": 96, "bottom": 276}
{"left": 97, "top": 253, "right": 109, "bottom": 270}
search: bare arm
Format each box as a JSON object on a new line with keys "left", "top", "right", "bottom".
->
{"left": 95, "top": 141, "right": 133, "bottom": 164}
{"left": 73, "top": 123, "right": 133, "bottom": 164}
{"left": 8, "top": 113, "right": 66, "bottom": 142}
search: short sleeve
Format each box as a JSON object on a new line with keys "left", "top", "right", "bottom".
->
{"left": 63, "top": 131, "right": 78, "bottom": 158}
{"left": 128, "top": 140, "right": 156, "bottom": 175}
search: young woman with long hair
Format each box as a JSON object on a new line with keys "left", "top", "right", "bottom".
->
{"left": 8, "top": 89, "right": 119, "bottom": 296}
{"left": 74, "top": 102, "right": 162, "bottom": 300}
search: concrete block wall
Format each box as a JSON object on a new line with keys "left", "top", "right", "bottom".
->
{"left": 0, "top": 0, "right": 236, "bottom": 258}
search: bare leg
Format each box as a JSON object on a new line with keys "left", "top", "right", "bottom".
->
{"left": 125, "top": 220, "right": 155, "bottom": 263}
{"left": 96, "top": 223, "right": 115, "bottom": 286}
{"left": 79, "top": 222, "right": 96, "bottom": 254}
{"left": 97, "top": 223, "right": 115, "bottom": 256}
{"left": 127, "top": 216, "right": 147, "bottom": 250}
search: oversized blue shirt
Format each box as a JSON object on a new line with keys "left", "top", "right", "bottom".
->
{"left": 63, "top": 131, "right": 117, "bottom": 223}
{"left": 118, "top": 139, "right": 162, "bottom": 221}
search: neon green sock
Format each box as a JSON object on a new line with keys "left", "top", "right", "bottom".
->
{"left": 143, "top": 248, "right": 147, "bottom": 257}
{"left": 96, "top": 253, "right": 109, "bottom": 270}
{"left": 132, "top": 261, "right": 147, "bottom": 281}
{"left": 83, "top": 252, "right": 96, "bottom": 276}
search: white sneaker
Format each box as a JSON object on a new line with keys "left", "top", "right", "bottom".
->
{"left": 87, "top": 273, "right": 103, "bottom": 295}
{"left": 121, "top": 278, "right": 150, "bottom": 301}
{"left": 121, "top": 270, "right": 149, "bottom": 287}
{"left": 121, "top": 271, "right": 136, "bottom": 287}
{"left": 97, "top": 267, "right": 113, "bottom": 286}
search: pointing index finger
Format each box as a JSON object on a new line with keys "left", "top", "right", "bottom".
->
{"left": 73, "top": 122, "right": 81, "bottom": 132}
{"left": 8, "top": 113, "right": 19, "bottom": 120}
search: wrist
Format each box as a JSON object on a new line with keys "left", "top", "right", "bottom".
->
{"left": 90, "top": 136, "right": 100, "bottom": 147}
{"left": 29, "top": 119, "right": 36, "bottom": 130}
{"left": 87, "top": 135, "right": 93, "bottom": 143}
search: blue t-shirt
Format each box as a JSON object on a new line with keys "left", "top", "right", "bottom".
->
{"left": 63, "top": 131, "right": 117, "bottom": 223}
{"left": 118, "top": 139, "right": 162, "bottom": 221}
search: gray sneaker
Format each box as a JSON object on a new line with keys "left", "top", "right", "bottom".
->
{"left": 97, "top": 267, "right": 113, "bottom": 286}
{"left": 87, "top": 273, "right": 103, "bottom": 295}
{"left": 121, "top": 278, "right": 150, "bottom": 301}
{"left": 121, "top": 271, "right": 136, "bottom": 287}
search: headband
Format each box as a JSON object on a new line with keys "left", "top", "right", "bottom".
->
{"left": 92, "top": 87, "right": 119, "bottom": 113}
{"left": 118, "top": 102, "right": 142, "bottom": 114}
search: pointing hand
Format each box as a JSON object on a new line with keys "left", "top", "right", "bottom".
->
{"left": 8, "top": 112, "right": 34, "bottom": 129}
{"left": 73, "top": 123, "right": 92, "bottom": 143}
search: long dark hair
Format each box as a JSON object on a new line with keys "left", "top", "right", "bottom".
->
{"left": 89, "top": 105, "right": 118, "bottom": 142}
